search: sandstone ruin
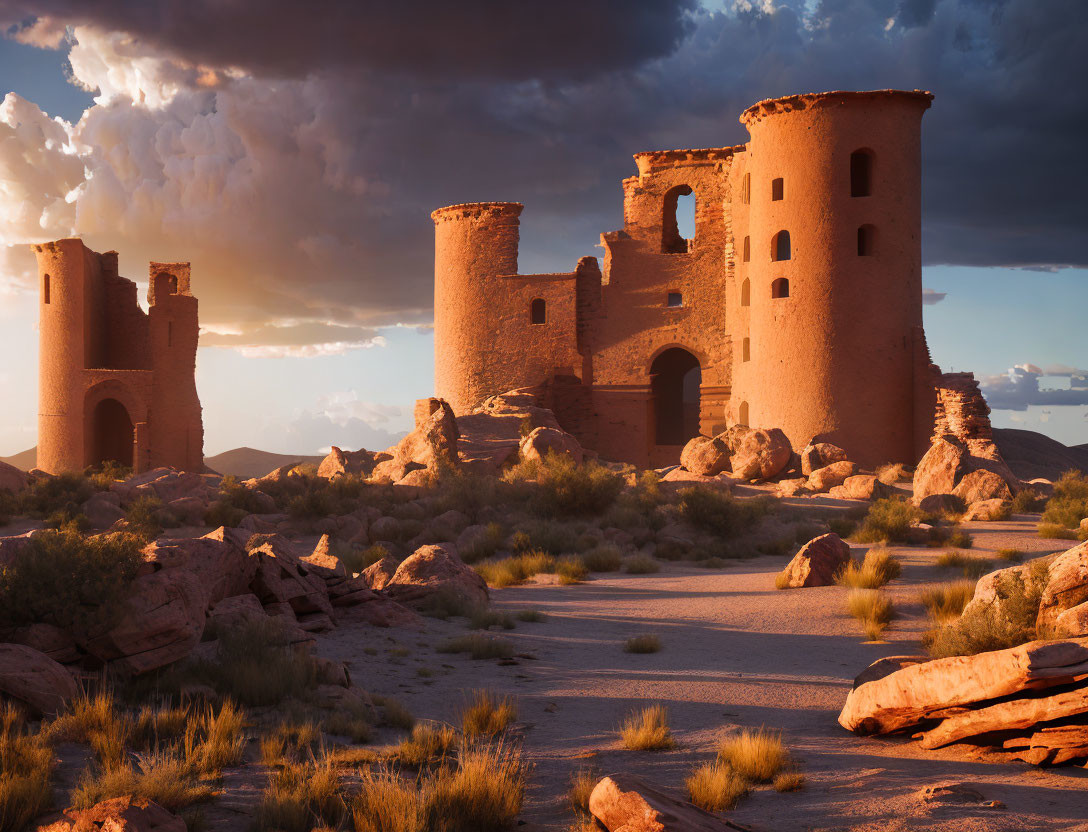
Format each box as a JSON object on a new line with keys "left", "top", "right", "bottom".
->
{"left": 33, "top": 238, "right": 204, "bottom": 474}
{"left": 432, "top": 89, "right": 986, "bottom": 469}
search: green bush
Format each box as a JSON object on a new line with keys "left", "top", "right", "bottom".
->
{"left": 679, "top": 487, "right": 768, "bottom": 538}
{"left": 457, "top": 522, "right": 506, "bottom": 564}
{"left": 1010, "top": 488, "right": 1047, "bottom": 514}
{"left": 1041, "top": 471, "right": 1088, "bottom": 530}
{"left": 582, "top": 544, "right": 623, "bottom": 572}
{"left": 125, "top": 496, "right": 178, "bottom": 542}
{"left": 510, "top": 519, "right": 580, "bottom": 555}
{"left": 520, "top": 453, "right": 624, "bottom": 517}
{"left": 19, "top": 472, "right": 95, "bottom": 520}
{"left": 851, "top": 498, "right": 918, "bottom": 544}
{"left": 0, "top": 529, "right": 142, "bottom": 633}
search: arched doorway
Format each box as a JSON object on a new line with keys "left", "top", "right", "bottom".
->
{"left": 650, "top": 348, "right": 701, "bottom": 445}
{"left": 90, "top": 398, "right": 134, "bottom": 468}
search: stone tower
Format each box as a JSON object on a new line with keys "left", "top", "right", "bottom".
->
{"left": 34, "top": 238, "right": 204, "bottom": 474}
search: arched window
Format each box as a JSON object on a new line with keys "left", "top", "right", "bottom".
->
{"left": 742, "top": 236, "right": 750, "bottom": 262}
{"left": 662, "top": 184, "right": 695, "bottom": 253}
{"left": 740, "top": 278, "right": 750, "bottom": 307}
{"left": 850, "top": 149, "right": 873, "bottom": 197}
{"left": 43, "top": 274, "right": 50, "bottom": 305}
{"left": 738, "top": 401, "right": 749, "bottom": 426}
{"left": 771, "top": 278, "right": 790, "bottom": 299}
{"left": 530, "top": 298, "right": 546, "bottom": 325}
{"left": 650, "top": 347, "right": 701, "bottom": 445}
{"left": 742, "top": 337, "right": 750, "bottom": 362}
{"left": 857, "top": 224, "right": 876, "bottom": 256}
{"left": 772, "top": 230, "right": 791, "bottom": 261}
{"left": 771, "top": 177, "right": 784, "bottom": 201}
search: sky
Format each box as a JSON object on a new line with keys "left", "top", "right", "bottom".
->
{"left": 0, "top": 0, "right": 1085, "bottom": 457}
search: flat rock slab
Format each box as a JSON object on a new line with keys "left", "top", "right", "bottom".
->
{"left": 589, "top": 773, "right": 745, "bottom": 832}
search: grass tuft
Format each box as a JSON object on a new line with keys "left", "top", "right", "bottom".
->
{"left": 773, "top": 772, "right": 805, "bottom": 792}
{"left": 514, "top": 609, "right": 546, "bottom": 623}
{"left": 920, "top": 580, "right": 977, "bottom": 622}
{"left": 623, "top": 635, "right": 662, "bottom": 654}
{"left": 623, "top": 554, "right": 661, "bottom": 574}
{"left": 717, "top": 727, "right": 788, "bottom": 783}
{"left": 0, "top": 704, "right": 54, "bottom": 832}
{"left": 460, "top": 691, "right": 516, "bottom": 740}
{"left": 581, "top": 544, "right": 623, "bottom": 572}
{"left": 686, "top": 762, "right": 750, "bottom": 811}
{"left": 836, "top": 546, "right": 901, "bottom": 589}
{"left": 437, "top": 634, "right": 515, "bottom": 661}
{"left": 846, "top": 589, "right": 894, "bottom": 640}
{"left": 619, "top": 705, "right": 673, "bottom": 751}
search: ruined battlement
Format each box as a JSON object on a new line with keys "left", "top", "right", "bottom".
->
{"left": 430, "top": 202, "right": 523, "bottom": 223}
{"left": 633, "top": 146, "right": 743, "bottom": 178}
{"left": 739, "top": 88, "right": 933, "bottom": 126}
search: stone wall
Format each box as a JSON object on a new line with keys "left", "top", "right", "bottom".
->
{"left": 933, "top": 371, "right": 994, "bottom": 444}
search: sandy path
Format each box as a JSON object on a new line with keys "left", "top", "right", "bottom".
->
{"left": 320, "top": 516, "right": 1088, "bottom": 831}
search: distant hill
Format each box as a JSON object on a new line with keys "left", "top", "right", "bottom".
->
{"left": 993, "top": 428, "right": 1088, "bottom": 482}
{"left": 0, "top": 447, "right": 36, "bottom": 471}
{"left": 203, "top": 447, "right": 326, "bottom": 479}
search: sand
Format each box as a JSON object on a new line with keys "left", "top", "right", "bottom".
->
{"left": 319, "top": 514, "right": 1088, "bottom": 831}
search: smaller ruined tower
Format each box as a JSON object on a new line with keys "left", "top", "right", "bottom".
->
{"left": 33, "top": 239, "right": 204, "bottom": 474}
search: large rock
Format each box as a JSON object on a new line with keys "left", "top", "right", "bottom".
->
{"left": 0, "top": 459, "right": 28, "bottom": 493}
{"left": 835, "top": 474, "right": 894, "bottom": 501}
{"left": 82, "top": 492, "right": 125, "bottom": 529}
{"left": 852, "top": 655, "right": 928, "bottom": 689}
{"left": 838, "top": 638, "right": 1088, "bottom": 736}
{"left": 1055, "top": 601, "right": 1088, "bottom": 637}
{"left": 801, "top": 441, "right": 849, "bottom": 477}
{"left": 1037, "top": 541, "right": 1088, "bottom": 630}
{"left": 914, "top": 434, "right": 1019, "bottom": 503}
{"left": 807, "top": 461, "right": 857, "bottom": 493}
{"left": 361, "top": 556, "right": 400, "bottom": 590}
{"left": 384, "top": 398, "right": 459, "bottom": 475}
{"left": 916, "top": 493, "right": 966, "bottom": 515}
{"left": 383, "top": 543, "right": 488, "bottom": 612}
{"left": 724, "top": 426, "right": 792, "bottom": 481}
{"left": 35, "top": 796, "right": 185, "bottom": 832}
{"left": 317, "top": 446, "right": 388, "bottom": 479}
{"left": 961, "top": 498, "right": 1011, "bottom": 522}
{"left": 777, "top": 533, "right": 851, "bottom": 588}
{"left": 588, "top": 774, "right": 735, "bottom": 832}
{"left": 248, "top": 536, "right": 334, "bottom": 617}
{"left": 519, "top": 426, "right": 583, "bottom": 465}
{"left": 0, "top": 643, "right": 79, "bottom": 717}
{"left": 301, "top": 534, "right": 347, "bottom": 577}
{"left": 952, "top": 469, "right": 1012, "bottom": 504}
{"left": 206, "top": 593, "right": 269, "bottom": 635}
{"left": 2, "top": 623, "right": 81, "bottom": 664}
{"left": 680, "top": 436, "right": 730, "bottom": 476}
{"left": 144, "top": 527, "right": 256, "bottom": 605}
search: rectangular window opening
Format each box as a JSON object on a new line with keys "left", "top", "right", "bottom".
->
{"left": 667, "top": 292, "right": 683, "bottom": 308}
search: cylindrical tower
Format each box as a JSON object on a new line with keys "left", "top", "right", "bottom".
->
{"left": 734, "top": 89, "right": 932, "bottom": 467}
{"left": 432, "top": 202, "right": 524, "bottom": 413}
{"left": 34, "top": 238, "right": 90, "bottom": 473}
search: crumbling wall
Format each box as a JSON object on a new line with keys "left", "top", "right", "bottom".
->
{"left": 933, "top": 371, "right": 994, "bottom": 444}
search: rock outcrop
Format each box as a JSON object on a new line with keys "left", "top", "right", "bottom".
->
{"left": 913, "top": 434, "right": 1020, "bottom": 504}
{"left": 519, "top": 426, "right": 583, "bottom": 465}
{"left": 777, "top": 533, "right": 852, "bottom": 588}
{"left": 35, "top": 796, "right": 185, "bottom": 832}
{"left": 383, "top": 543, "right": 489, "bottom": 612}
{"left": 679, "top": 436, "right": 730, "bottom": 477}
{"left": 0, "top": 643, "right": 79, "bottom": 716}
{"left": 807, "top": 461, "right": 857, "bottom": 493}
{"left": 725, "top": 426, "right": 792, "bottom": 480}
{"left": 589, "top": 774, "right": 739, "bottom": 832}
{"left": 317, "top": 446, "right": 389, "bottom": 479}
{"left": 801, "top": 441, "right": 849, "bottom": 477}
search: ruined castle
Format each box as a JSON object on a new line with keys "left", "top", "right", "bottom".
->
{"left": 433, "top": 89, "right": 949, "bottom": 468}
{"left": 33, "top": 238, "right": 204, "bottom": 475}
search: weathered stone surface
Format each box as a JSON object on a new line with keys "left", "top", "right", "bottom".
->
{"left": 1037, "top": 541, "right": 1088, "bottom": 630}
{"left": 520, "top": 426, "right": 583, "bottom": 465}
{"left": 301, "top": 534, "right": 347, "bottom": 577}
{"left": 35, "top": 796, "right": 185, "bottom": 832}
{"left": 913, "top": 435, "right": 970, "bottom": 501}
{"left": 361, "top": 556, "right": 399, "bottom": 590}
{"left": 3, "top": 623, "right": 81, "bottom": 664}
{"left": 82, "top": 492, "right": 125, "bottom": 529}
{"left": 0, "top": 459, "right": 28, "bottom": 493}
{"left": 838, "top": 638, "right": 1088, "bottom": 736}
{"left": 206, "top": 593, "right": 268, "bottom": 635}
{"left": 680, "top": 436, "right": 730, "bottom": 476}
{"left": 776, "top": 477, "right": 809, "bottom": 497}
{"left": 248, "top": 537, "right": 334, "bottom": 617}
{"left": 952, "top": 469, "right": 1012, "bottom": 504}
{"left": 852, "top": 655, "right": 928, "bottom": 689}
{"left": 165, "top": 495, "right": 207, "bottom": 525}
{"left": 724, "top": 426, "right": 792, "bottom": 481}
{"left": 0, "top": 643, "right": 78, "bottom": 717}
{"left": 916, "top": 493, "right": 966, "bottom": 515}
{"left": 1054, "top": 601, "right": 1088, "bottom": 637}
{"left": 961, "top": 498, "right": 1010, "bottom": 522}
{"left": 317, "top": 446, "right": 386, "bottom": 479}
{"left": 777, "top": 533, "right": 851, "bottom": 588}
{"left": 801, "top": 441, "right": 849, "bottom": 477}
{"left": 588, "top": 774, "right": 735, "bottom": 832}
{"left": 383, "top": 543, "right": 488, "bottom": 611}
{"left": 807, "top": 461, "right": 858, "bottom": 493}
{"left": 144, "top": 528, "right": 255, "bottom": 605}
{"left": 919, "top": 686, "right": 1088, "bottom": 749}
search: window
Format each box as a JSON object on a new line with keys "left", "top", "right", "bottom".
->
{"left": 662, "top": 184, "right": 694, "bottom": 253}
{"left": 771, "top": 177, "right": 784, "bottom": 201}
{"left": 742, "top": 236, "right": 750, "bottom": 262}
{"left": 530, "top": 298, "right": 546, "bottom": 325}
{"left": 771, "top": 277, "right": 790, "bottom": 298}
{"left": 167, "top": 275, "right": 178, "bottom": 294}
{"left": 43, "top": 274, "right": 50, "bottom": 305}
{"left": 850, "top": 149, "right": 873, "bottom": 197}
{"left": 772, "top": 230, "right": 791, "bottom": 261}
{"left": 738, "top": 401, "right": 749, "bottom": 426}
{"left": 857, "top": 224, "right": 876, "bottom": 256}
{"left": 742, "top": 337, "right": 750, "bottom": 362}
{"left": 741, "top": 172, "right": 751, "bottom": 205}
{"left": 740, "top": 278, "right": 750, "bottom": 307}
{"left": 167, "top": 321, "right": 173, "bottom": 347}
{"left": 667, "top": 292, "right": 683, "bottom": 308}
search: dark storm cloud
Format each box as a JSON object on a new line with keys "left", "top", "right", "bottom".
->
{"left": 0, "top": 0, "right": 699, "bottom": 81}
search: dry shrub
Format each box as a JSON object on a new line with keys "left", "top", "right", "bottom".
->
{"left": 623, "top": 554, "right": 660, "bottom": 574}
{"left": 352, "top": 767, "right": 425, "bottom": 832}
{"left": 686, "top": 762, "right": 750, "bottom": 811}
{"left": 511, "top": 452, "right": 624, "bottom": 517}
{"left": 515, "top": 609, "right": 546, "bottom": 623}
{"left": 947, "top": 529, "right": 974, "bottom": 549}
{"left": 253, "top": 756, "right": 345, "bottom": 832}
{"left": 935, "top": 550, "right": 990, "bottom": 578}
{"left": 851, "top": 499, "right": 917, "bottom": 544}
{"left": 475, "top": 551, "right": 556, "bottom": 588}
{"left": 1038, "top": 523, "right": 1078, "bottom": 541}
{"left": 394, "top": 723, "right": 459, "bottom": 767}
{"left": 567, "top": 766, "right": 598, "bottom": 814}
{"left": 46, "top": 692, "right": 130, "bottom": 769}
{"left": 0, "top": 704, "right": 54, "bottom": 832}
{"left": 679, "top": 487, "right": 768, "bottom": 538}
{"left": 183, "top": 700, "right": 246, "bottom": 775}
{"left": 73, "top": 748, "right": 216, "bottom": 812}
{"left": 876, "top": 463, "right": 908, "bottom": 485}
{"left": 556, "top": 555, "right": 589, "bottom": 585}
{"left": 1011, "top": 488, "right": 1047, "bottom": 514}
{"left": 773, "top": 772, "right": 805, "bottom": 792}
{"left": 437, "top": 634, "right": 515, "bottom": 661}
{"left": 997, "top": 548, "right": 1024, "bottom": 562}
{"left": 582, "top": 544, "right": 623, "bottom": 572}
{"left": 717, "top": 727, "right": 787, "bottom": 783}
{"left": 619, "top": 706, "right": 673, "bottom": 751}
{"left": 322, "top": 705, "right": 374, "bottom": 744}
{"left": 460, "top": 691, "right": 516, "bottom": 740}
{"left": 457, "top": 523, "right": 506, "bottom": 564}
{"left": 375, "top": 697, "right": 415, "bottom": 731}
{"left": 846, "top": 589, "right": 894, "bottom": 640}
{"left": 836, "top": 547, "right": 901, "bottom": 589}
{"left": 623, "top": 635, "right": 661, "bottom": 654}
{"left": 773, "top": 570, "right": 792, "bottom": 590}
{"left": 920, "top": 581, "right": 977, "bottom": 622}
{"left": 1041, "top": 470, "right": 1088, "bottom": 530}
{"left": 131, "top": 703, "right": 190, "bottom": 751}
{"left": 469, "top": 609, "right": 515, "bottom": 631}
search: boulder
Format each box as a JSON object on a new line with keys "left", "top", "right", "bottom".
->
{"left": 679, "top": 436, "right": 730, "bottom": 476}
{"left": 35, "top": 796, "right": 185, "bottom": 832}
{"left": 588, "top": 774, "right": 735, "bottom": 832}
{"left": 0, "top": 459, "right": 28, "bottom": 493}
{"left": 807, "top": 461, "right": 858, "bottom": 493}
{"left": 361, "top": 556, "right": 400, "bottom": 590}
{"left": 724, "top": 426, "right": 792, "bottom": 481}
{"left": 776, "top": 477, "right": 809, "bottom": 498}
{"left": 144, "top": 528, "right": 256, "bottom": 604}
{"left": 0, "top": 643, "right": 79, "bottom": 717}
{"left": 386, "top": 398, "right": 459, "bottom": 472}
{"left": 914, "top": 434, "right": 1020, "bottom": 504}
{"left": 961, "top": 498, "right": 1011, "bottom": 522}
{"left": 300, "top": 534, "right": 347, "bottom": 577}
{"left": 852, "top": 655, "right": 928, "bottom": 689}
{"left": 952, "top": 469, "right": 1012, "bottom": 504}
{"left": 801, "top": 441, "right": 849, "bottom": 477}
{"left": 838, "top": 638, "right": 1088, "bottom": 736}
{"left": 248, "top": 536, "right": 334, "bottom": 617}
{"left": 916, "top": 493, "right": 966, "bottom": 516}
{"left": 776, "top": 533, "right": 852, "bottom": 588}
{"left": 519, "top": 426, "right": 583, "bottom": 465}
{"left": 1055, "top": 602, "right": 1088, "bottom": 637}
{"left": 2, "top": 623, "right": 81, "bottom": 664}
{"left": 1037, "top": 541, "right": 1088, "bottom": 630}
{"left": 82, "top": 492, "right": 126, "bottom": 529}
{"left": 837, "top": 474, "right": 894, "bottom": 501}
{"left": 206, "top": 593, "right": 269, "bottom": 635}
{"left": 317, "top": 446, "right": 387, "bottom": 479}
{"left": 383, "top": 543, "right": 488, "bottom": 612}
{"left": 166, "top": 496, "right": 207, "bottom": 525}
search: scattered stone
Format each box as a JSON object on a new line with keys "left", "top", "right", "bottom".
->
{"left": 0, "top": 643, "right": 79, "bottom": 717}
{"left": 807, "top": 461, "right": 857, "bottom": 493}
{"left": 777, "top": 533, "right": 852, "bottom": 588}
{"left": 35, "top": 796, "right": 185, "bottom": 832}
{"left": 680, "top": 435, "right": 730, "bottom": 476}
{"left": 723, "top": 426, "right": 792, "bottom": 481}
{"left": 589, "top": 773, "right": 738, "bottom": 832}
{"left": 801, "top": 441, "right": 849, "bottom": 477}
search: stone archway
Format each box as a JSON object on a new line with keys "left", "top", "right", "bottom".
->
{"left": 89, "top": 398, "right": 134, "bottom": 468}
{"left": 650, "top": 347, "right": 701, "bottom": 445}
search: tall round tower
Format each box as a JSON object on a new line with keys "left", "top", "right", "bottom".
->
{"left": 34, "top": 238, "right": 88, "bottom": 473}
{"left": 432, "top": 202, "right": 524, "bottom": 412}
{"left": 733, "top": 90, "right": 932, "bottom": 467}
